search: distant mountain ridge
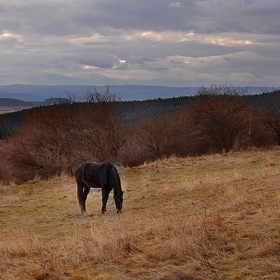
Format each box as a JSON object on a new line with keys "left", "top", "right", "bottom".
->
{"left": 0, "top": 84, "right": 264, "bottom": 102}
{"left": 0, "top": 98, "right": 31, "bottom": 106}
{"left": 0, "top": 97, "right": 72, "bottom": 107}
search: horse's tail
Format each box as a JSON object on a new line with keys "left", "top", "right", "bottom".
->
{"left": 75, "top": 163, "right": 86, "bottom": 208}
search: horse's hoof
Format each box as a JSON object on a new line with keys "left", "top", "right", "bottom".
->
{"left": 117, "top": 210, "right": 122, "bottom": 214}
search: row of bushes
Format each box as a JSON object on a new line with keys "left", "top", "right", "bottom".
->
{"left": 0, "top": 85, "right": 279, "bottom": 184}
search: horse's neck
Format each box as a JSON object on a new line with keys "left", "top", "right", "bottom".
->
{"left": 113, "top": 183, "right": 122, "bottom": 194}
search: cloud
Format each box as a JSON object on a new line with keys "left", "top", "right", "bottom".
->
{"left": 0, "top": 0, "right": 279, "bottom": 87}
{"left": 75, "top": 53, "right": 121, "bottom": 69}
{"left": 169, "top": 2, "right": 182, "bottom": 8}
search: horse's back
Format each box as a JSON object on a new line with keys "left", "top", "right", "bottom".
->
{"left": 76, "top": 161, "right": 113, "bottom": 188}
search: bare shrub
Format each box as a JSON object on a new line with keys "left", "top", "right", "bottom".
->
{"left": 1, "top": 107, "right": 72, "bottom": 183}
{"left": 118, "top": 136, "right": 149, "bottom": 167}
{"left": 69, "top": 102, "right": 127, "bottom": 163}
{"left": 130, "top": 112, "right": 191, "bottom": 163}
{"left": 187, "top": 85, "right": 277, "bottom": 153}
{"left": 0, "top": 87, "right": 127, "bottom": 183}
{"left": 0, "top": 84, "right": 278, "bottom": 184}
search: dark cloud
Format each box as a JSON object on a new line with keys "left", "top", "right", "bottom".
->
{"left": 0, "top": 0, "right": 279, "bottom": 87}
{"left": 75, "top": 53, "right": 122, "bottom": 69}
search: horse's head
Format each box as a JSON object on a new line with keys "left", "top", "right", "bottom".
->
{"left": 114, "top": 191, "right": 123, "bottom": 213}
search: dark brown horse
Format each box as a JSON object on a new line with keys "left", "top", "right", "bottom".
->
{"left": 75, "top": 161, "right": 123, "bottom": 214}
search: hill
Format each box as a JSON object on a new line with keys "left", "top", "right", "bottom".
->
{"left": 0, "top": 98, "right": 31, "bottom": 106}
{"left": 1, "top": 88, "right": 279, "bottom": 128}
{"left": 0, "top": 98, "right": 33, "bottom": 114}
{"left": 0, "top": 84, "right": 263, "bottom": 101}
{"left": 1, "top": 148, "right": 280, "bottom": 279}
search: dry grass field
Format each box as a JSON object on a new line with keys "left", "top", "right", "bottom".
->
{"left": 1, "top": 148, "right": 280, "bottom": 279}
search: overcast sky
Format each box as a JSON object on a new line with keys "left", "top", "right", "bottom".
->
{"left": 0, "top": 0, "right": 280, "bottom": 87}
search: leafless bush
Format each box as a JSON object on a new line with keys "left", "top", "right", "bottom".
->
{"left": 118, "top": 136, "right": 149, "bottom": 167}
{"left": 0, "top": 87, "right": 126, "bottom": 184}
{"left": 0, "top": 84, "right": 278, "bottom": 184}
{"left": 186, "top": 85, "right": 277, "bottom": 153}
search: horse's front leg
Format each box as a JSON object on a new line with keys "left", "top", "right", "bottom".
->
{"left": 101, "top": 187, "right": 110, "bottom": 214}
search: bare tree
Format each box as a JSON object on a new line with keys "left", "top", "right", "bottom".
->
{"left": 68, "top": 86, "right": 126, "bottom": 162}
{"left": 135, "top": 112, "right": 185, "bottom": 160}
{"left": 1, "top": 86, "right": 127, "bottom": 183}
{"left": 188, "top": 85, "right": 265, "bottom": 153}
{"left": 256, "top": 89, "right": 280, "bottom": 145}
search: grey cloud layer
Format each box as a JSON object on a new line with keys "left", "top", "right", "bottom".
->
{"left": 0, "top": 0, "right": 280, "bottom": 86}
{"left": 3, "top": 1, "right": 280, "bottom": 35}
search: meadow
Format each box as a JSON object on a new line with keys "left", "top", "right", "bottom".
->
{"left": 1, "top": 148, "right": 280, "bottom": 279}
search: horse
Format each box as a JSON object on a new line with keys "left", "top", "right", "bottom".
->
{"left": 75, "top": 161, "right": 123, "bottom": 215}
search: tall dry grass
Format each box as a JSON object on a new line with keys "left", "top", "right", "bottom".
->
{"left": 1, "top": 148, "right": 280, "bottom": 279}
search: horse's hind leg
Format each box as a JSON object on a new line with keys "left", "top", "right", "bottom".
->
{"left": 83, "top": 186, "right": 90, "bottom": 213}
{"left": 77, "top": 183, "right": 84, "bottom": 214}
{"left": 101, "top": 187, "right": 110, "bottom": 214}
{"left": 77, "top": 182, "right": 89, "bottom": 214}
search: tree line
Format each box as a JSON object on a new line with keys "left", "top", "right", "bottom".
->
{"left": 0, "top": 85, "right": 279, "bottom": 184}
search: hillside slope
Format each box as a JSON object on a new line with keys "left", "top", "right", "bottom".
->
{"left": 1, "top": 148, "right": 280, "bottom": 279}
{"left": 0, "top": 98, "right": 31, "bottom": 106}
{"left": 0, "top": 98, "right": 32, "bottom": 114}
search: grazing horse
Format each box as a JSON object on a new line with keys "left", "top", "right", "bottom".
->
{"left": 75, "top": 161, "right": 123, "bottom": 214}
